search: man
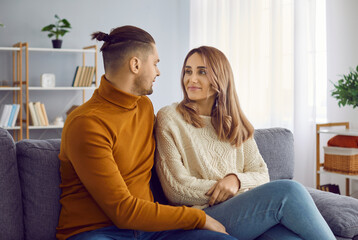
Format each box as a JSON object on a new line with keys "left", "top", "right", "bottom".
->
{"left": 56, "top": 25, "right": 236, "bottom": 240}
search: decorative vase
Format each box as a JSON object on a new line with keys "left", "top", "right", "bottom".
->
{"left": 52, "top": 39, "right": 62, "bottom": 49}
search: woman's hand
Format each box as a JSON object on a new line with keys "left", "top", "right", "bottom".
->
{"left": 202, "top": 214, "right": 228, "bottom": 235}
{"left": 206, "top": 174, "right": 240, "bottom": 206}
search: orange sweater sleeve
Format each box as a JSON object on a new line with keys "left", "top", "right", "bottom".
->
{"left": 63, "top": 115, "right": 206, "bottom": 231}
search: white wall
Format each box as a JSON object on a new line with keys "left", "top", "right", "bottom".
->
{"left": 0, "top": 0, "right": 190, "bottom": 138}
{"left": 325, "top": 0, "right": 358, "bottom": 195}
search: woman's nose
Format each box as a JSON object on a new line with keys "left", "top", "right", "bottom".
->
{"left": 189, "top": 76, "right": 198, "bottom": 83}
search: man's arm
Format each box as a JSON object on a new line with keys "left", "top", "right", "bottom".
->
{"left": 64, "top": 116, "right": 206, "bottom": 231}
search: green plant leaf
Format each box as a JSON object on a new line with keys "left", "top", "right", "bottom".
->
{"left": 331, "top": 66, "right": 358, "bottom": 109}
{"left": 41, "top": 24, "right": 55, "bottom": 31}
{"left": 61, "top": 19, "right": 71, "bottom": 28}
{"left": 42, "top": 14, "right": 71, "bottom": 39}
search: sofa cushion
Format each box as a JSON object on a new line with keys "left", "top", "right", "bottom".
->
{"left": 0, "top": 128, "right": 23, "bottom": 240}
{"left": 254, "top": 128, "right": 294, "bottom": 180}
{"left": 307, "top": 187, "right": 358, "bottom": 238}
{"left": 16, "top": 139, "right": 61, "bottom": 240}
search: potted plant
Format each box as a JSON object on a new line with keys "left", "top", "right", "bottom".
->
{"left": 41, "top": 14, "right": 71, "bottom": 48}
{"left": 331, "top": 65, "right": 358, "bottom": 108}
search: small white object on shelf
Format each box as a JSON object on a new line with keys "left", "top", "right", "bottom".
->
{"left": 53, "top": 116, "right": 64, "bottom": 127}
{"left": 41, "top": 73, "right": 56, "bottom": 87}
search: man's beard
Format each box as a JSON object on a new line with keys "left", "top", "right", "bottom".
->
{"left": 132, "top": 76, "right": 153, "bottom": 95}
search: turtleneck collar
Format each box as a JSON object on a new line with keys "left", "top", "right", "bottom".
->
{"left": 97, "top": 75, "right": 141, "bottom": 110}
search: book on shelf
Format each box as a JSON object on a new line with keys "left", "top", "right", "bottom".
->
{"left": 28, "top": 102, "right": 49, "bottom": 126}
{"left": 319, "top": 184, "right": 340, "bottom": 195}
{"left": 0, "top": 104, "right": 20, "bottom": 128}
{"left": 71, "top": 66, "right": 79, "bottom": 87}
{"left": 34, "top": 102, "right": 46, "bottom": 126}
{"left": 72, "top": 66, "right": 95, "bottom": 87}
{"left": 9, "top": 104, "right": 20, "bottom": 127}
{"left": 40, "top": 103, "right": 49, "bottom": 126}
{"left": 28, "top": 102, "right": 39, "bottom": 126}
{"left": 0, "top": 104, "right": 11, "bottom": 127}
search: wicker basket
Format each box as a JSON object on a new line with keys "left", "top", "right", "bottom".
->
{"left": 323, "top": 146, "right": 358, "bottom": 174}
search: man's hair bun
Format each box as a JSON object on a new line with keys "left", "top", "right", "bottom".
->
{"left": 91, "top": 32, "right": 111, "bottom": 42}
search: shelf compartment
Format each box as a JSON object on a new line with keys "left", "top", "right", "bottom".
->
{"left": 27, "top": 47, "right": 96, "bottom": 53}
{"left": 28, "top": 125, "right": 63, "bottom": 130}
{"left": 318, "top": 170, "right": 358, "bottom": 180}
{"left": 0, "top": 87, "right": 21, "bottom": 90}
{"left": 28, "top": 87, "right": 97, "bottom": 90}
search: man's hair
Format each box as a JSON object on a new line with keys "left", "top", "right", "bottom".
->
{"left": 177, "top": 46, "right": 254, "bottom": 147}
{"left": 91, "top": 25, "right": 155, "bottom": 72}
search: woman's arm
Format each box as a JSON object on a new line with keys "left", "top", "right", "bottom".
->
{"left": 155, "top": 123, "right": 216, "bottom": 207}
{"left": 234, "top": 137, "right": 270, "bottom": 191}
{"left": 207, "top": 137, "right": 269, "bottom": 206}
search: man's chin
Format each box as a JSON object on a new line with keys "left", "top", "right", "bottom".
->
{"left": 141, "top": 88, "right": 153, "bottom": 96}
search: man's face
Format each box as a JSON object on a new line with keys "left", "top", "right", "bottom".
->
{"left": 133, "top": 44, "right": 160, "bottom": 95}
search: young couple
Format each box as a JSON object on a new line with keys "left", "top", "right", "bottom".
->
{"left": 56, "top": 25, "right": 335, "bottom": 240}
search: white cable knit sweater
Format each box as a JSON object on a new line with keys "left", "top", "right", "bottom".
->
{"left": 155, "top": 103, "right": 269, "bottom": 209}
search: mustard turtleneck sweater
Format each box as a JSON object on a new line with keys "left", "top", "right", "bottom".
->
{"left": 56, "top": 76, "right": 206, "bottom": 240}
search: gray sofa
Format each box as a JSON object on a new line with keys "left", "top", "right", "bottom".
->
{"left": 0, "top": 127, "right": 357, "bottom": 240}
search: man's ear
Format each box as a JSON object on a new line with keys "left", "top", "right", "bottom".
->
{"left": 129, "top": 57, "right": 141, "bottom": 74}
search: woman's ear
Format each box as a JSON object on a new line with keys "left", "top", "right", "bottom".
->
{"left": 129, "top": 57, "right": 141, "bottom": 74}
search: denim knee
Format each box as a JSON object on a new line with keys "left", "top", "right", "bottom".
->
{"left": 269, "top": 180, "right": 308, "bottom": 198}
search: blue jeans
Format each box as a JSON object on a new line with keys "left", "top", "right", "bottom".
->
{"left": 204, "top": 180, "right": 335, "bottom": 240}
{"left": 67, "top": 226, "right": 237, "bottom": 240}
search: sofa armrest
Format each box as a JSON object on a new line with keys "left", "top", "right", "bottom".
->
{"left": 307, "top": 187, "right": 358, "bottom": 239}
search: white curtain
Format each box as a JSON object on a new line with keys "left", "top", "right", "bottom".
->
{"left": 189, "top": 0, "right": 327, "bottom": 187}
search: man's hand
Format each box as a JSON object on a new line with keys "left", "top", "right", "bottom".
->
{"left": 206, "top": 174, "right": 240, "bottom": 206}
{"left": 202, "top": 214, "right": 228, "bottom": 235}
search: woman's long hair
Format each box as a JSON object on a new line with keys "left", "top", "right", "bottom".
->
{"left": 177, "top": 46, "right": 254, "bottom": 147}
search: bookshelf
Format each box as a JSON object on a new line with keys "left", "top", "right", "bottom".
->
{"left": 0, "top": 43, "right": 98, "bottom": 139}
{"left": 22, "top": 44, "right": 98, "bottom": 139}
{"left": 0, "top": 43, "right": 25, "bottom": 140}
{"left": 316, "top": 122, "right": 358, "bottom": 196}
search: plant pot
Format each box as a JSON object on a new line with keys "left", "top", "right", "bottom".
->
{"left": 52, "top": 39, "right": 62, "bottom": 49}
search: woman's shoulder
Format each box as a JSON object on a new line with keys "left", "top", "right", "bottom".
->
{"left": 157, "top": 103, "right": 180, "bottom": 119}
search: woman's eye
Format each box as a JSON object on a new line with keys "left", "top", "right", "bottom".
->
{"left": 199, "top": 70, "right": 206, "bottom": 75}
{"left": 185, "top": 69, "right": 192, "bottom": 75}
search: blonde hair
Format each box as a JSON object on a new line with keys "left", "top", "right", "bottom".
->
{"left": 177, "top": 46, "right": 254, "bottom": 147}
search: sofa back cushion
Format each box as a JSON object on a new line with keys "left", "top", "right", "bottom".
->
{"left": 254, "top": 128, "right": 294, "bottom": 180}
{"left": 0, "top": 128, "right": 23, "bottom": 240}
{"left": 16, "top": 139, "right": 61, "bottom": 240}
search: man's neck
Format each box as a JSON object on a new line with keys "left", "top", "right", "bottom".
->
{"left": 104, "top": 72, "right": 135, "bottom": 95}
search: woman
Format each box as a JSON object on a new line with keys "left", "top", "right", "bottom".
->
{"left": 155, "top": 46, "right": 335, "bottom": 240}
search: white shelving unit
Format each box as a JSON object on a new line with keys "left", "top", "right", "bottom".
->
{"left": 28, "top": 87, "right": 97, "bottom": 90}
{"left": 316, "top": 122, "right": 358, "bottom": 196}
{"left": 0, "top": 44, "right": 25, "bottom": 140}
{"left": 20, "top": 44, "right": 98, "bottom": 139}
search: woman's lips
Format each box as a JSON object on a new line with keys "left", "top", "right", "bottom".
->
{"left": 187, "top": 86, "right": 201, "bottom": 91}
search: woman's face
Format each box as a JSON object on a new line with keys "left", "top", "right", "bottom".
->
{"left": 183, "top": 53, "right": 216, "bottom": 101}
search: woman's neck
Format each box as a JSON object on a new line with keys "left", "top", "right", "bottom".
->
{"left": 194, "top": 95, "right": 216, "bottom": 116}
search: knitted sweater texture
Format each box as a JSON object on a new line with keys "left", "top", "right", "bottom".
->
{"left": 56, "top": 77, "right": 205, "bottom": 240}
{"left": 155, "top": 103, "right": 270, "bottom": 208}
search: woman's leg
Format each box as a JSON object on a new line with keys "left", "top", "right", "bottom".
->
{"left": 204, "top": 180, "right": 335, "bottom": 240}
{"left": 255, "top": 225, "right": 302, "bottom": 240}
